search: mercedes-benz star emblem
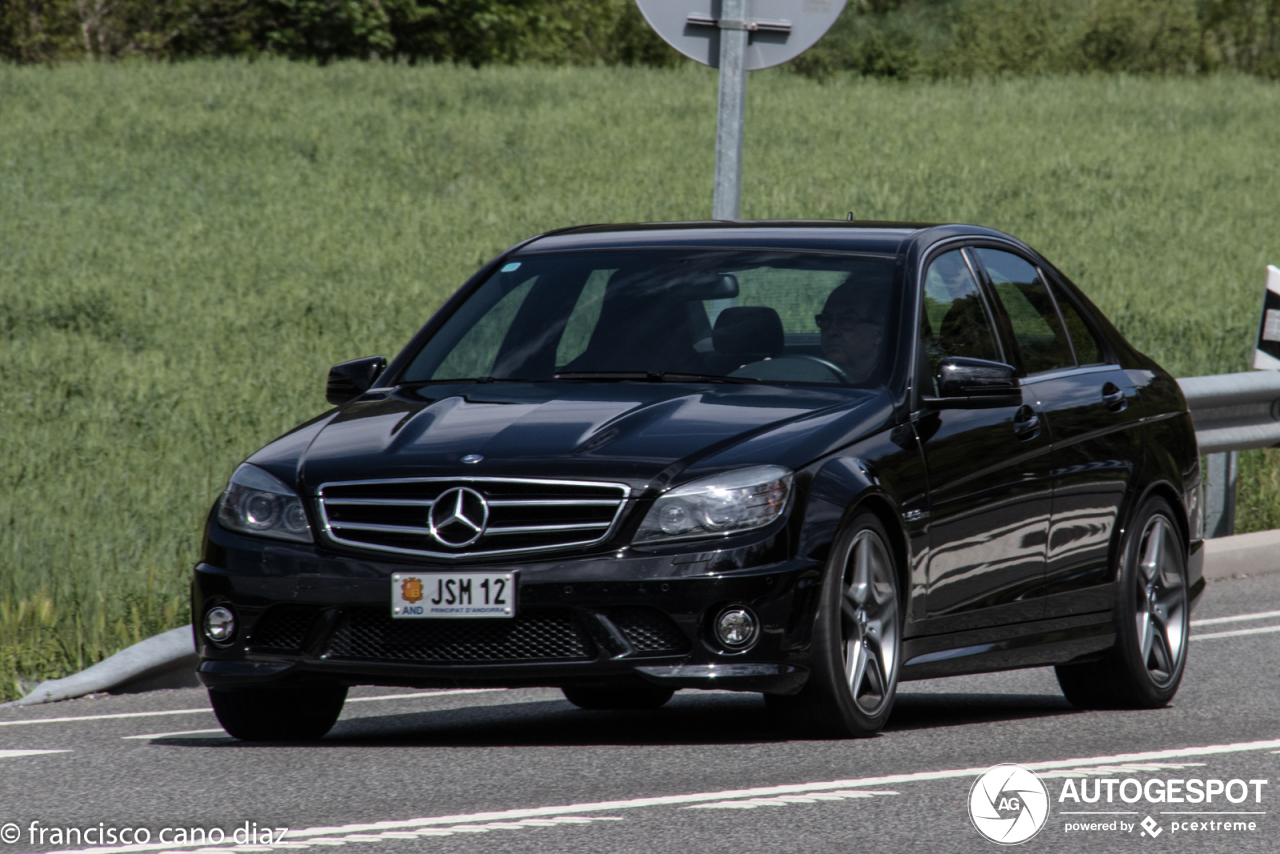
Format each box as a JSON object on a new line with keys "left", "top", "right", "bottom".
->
{"left": 428, "top": 487, "right": 489, "bottom": 548}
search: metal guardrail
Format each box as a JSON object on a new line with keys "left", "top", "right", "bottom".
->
{"left": 1178, "top": 371, "right": 1280, "bottom": 538}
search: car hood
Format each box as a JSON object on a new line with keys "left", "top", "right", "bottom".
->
{"left": 272, "top": 382, "right": 892, "bottom": 494}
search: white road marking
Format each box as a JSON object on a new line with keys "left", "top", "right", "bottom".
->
{"left": 1192, "top": 608, "right": 1280, "bottom": 627}
{"left": 688, "top": 790, "right": 898, "bottom": 809}
{"left": 1034, "top": 762, "right": 1204, "bottom": 778}
{"left": 36, "top": 737, "right": 1280, "bottom": 854}
{"left": 0, "top": 689, "right": 505, "bottom": 729}
{"left": 0, "top": 709, "right": 212, "bottom": 728}
{"left": 345, "top": 689, "right": 502, "bottom": 704}
{"left": 1193, "top": 624, "right": 1280, "bottom": 641}
{"left": 0, "top": 749, "right": 70, "bottom": 758}
{"left": 122, "top": 729, "right": 229, "bottom": 740}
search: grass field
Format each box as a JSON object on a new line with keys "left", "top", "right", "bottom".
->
{"left": 2, "top": 61, "right": 1279, "bottom": 701}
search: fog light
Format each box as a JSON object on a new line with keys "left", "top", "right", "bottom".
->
{"left": 714, "top": 607, "right": 758, "bottom": 651}
{"left": 203, "top": 606, "right": 236, "bottom": 646}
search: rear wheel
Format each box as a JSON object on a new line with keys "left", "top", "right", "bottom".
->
{"left": 209, "top": 684, "right": 347, "bottom": 741}
{"left": 768, "top": 510, "right": 902, "bottom": 737}
{"left": 1056, "top": 497, "right": 1189, "bottom": 709}
{"left": 562, "top": 684, "right": 675, "bottom": 710}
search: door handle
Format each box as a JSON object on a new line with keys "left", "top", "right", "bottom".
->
{"left": 1102, "top": 382, "right": 1128, "bottom": 412}
{"left": 1013, "top": 404, "right": 1040, "bottom": 440}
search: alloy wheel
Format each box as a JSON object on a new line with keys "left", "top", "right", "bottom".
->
{"left": 840, "top": 529, "right": 899, "bottom": 716}
{"left": 1134, "top": 514, "right": 1187, "bottom": 688}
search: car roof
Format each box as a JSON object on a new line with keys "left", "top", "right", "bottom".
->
{"left": 515, "top": 220, "right": 1020, "bottom": 257}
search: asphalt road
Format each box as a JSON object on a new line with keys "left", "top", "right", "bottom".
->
{"left": 3, "top": 573, "right": 1279, "bottom": 854}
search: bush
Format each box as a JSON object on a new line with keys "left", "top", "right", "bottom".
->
{"left": 0, "top": 0, "right": 680, "bottom": 66}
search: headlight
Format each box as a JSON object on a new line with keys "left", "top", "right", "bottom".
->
{"left": 216, "top": 463, "right": 313, "bottom": 543}
{"left": 634, "top": 465, "right": 793, "bottom": 544}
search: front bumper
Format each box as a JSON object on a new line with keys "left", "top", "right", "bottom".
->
{"left": 193, "top": 530, "right": 821, "bottom": 696}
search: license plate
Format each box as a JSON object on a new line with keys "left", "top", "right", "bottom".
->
{"left": 391, "top": 572, "right": 514, "bottom": 619}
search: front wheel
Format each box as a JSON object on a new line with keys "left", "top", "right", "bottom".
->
{"left": 768, "top": 510, "right": 902, "bottom": 737}
{"left": 209, "top": 684, "right": 347, "bottom": 741}
{"left": 1056, "top": 497, "right": 1189, "bottom": 709}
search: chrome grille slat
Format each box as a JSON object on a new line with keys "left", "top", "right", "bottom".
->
{"left": 486, "top": 499, "right": 621, "bottom": 507}
{"left": 329, "top": 521, "right": 436, "bottom": 535}
{"left": 324, "top": 498, "right": 435, "bottom": 507}
{"left": 317, "top": 476, "right": 630, "bottom": 560}
{"left": 485, "top": 522, "right": 612, "bottom": 535}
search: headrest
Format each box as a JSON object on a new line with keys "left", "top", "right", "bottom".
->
{"left": 713, "top": 306, "right": 784, "bottom": 356}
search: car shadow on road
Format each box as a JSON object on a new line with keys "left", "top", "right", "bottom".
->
{"left": 153, "top": 689, "right": 1078, "bottom": 748}
{"left": 886, "top": 691, "right": 1076, "bottom": 732}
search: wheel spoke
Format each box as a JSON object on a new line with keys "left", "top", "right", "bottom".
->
{"left": 1140, "top": 519, "right": 1164, "bottom": 583}
{"left": 874, "top": 618, "right": 896, "bottom": 679}
{"left": 849, "top": 536, "right": 872, "bottom": 606}
{"left": 1149, "top": 627, "right": 1174, "bottom": 676}
{"left": 1137, "top": 610, "right": 1153, "bottom": 662}
{"left": 846, "top": 638, "right": 868, "bottom": 695}
{"left": 860, "top": 638, "right": 887, "bottom": 703}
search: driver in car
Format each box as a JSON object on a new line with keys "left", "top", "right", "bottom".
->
{"left": 815, "top": 281, "right": 885, "bottom": 383}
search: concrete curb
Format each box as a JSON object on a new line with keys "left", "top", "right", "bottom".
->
{"left": 2, "top": 625, "right": 199, "bottom": 707}
{"left": 1203, "top": 529, "right": 1280, "bottom": 581}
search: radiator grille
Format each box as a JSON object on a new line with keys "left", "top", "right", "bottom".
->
{"left": 317, "top": 477, "right": 629, "bottom": 559}
{"left": 324, "top": 607, "right": 596, "bottom": 663}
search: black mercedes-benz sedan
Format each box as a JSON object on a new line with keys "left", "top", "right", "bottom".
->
{"left": 194, "top": 221, "right": 1204, "bottom": 740}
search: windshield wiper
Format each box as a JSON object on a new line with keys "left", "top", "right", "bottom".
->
{"left": 553, "top": 371, "right": 759, "bottom": 384}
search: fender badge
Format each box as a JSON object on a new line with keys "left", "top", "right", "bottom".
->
{"left": 461, "top": 454, "right": 484, "bottom": 465}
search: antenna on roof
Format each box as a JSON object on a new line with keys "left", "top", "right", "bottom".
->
{"left": 847, "top": 212, "right": 853, "bottom": 222}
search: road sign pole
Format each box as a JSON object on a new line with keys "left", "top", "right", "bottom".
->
{"left": 712, "top": 0, "right": 748, "bottom": 221}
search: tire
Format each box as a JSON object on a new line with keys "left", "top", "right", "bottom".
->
{"left": 1055, "top": 497, "right": 1189, "bottom": 709}
{"left": 561, "top": 684, "right": 675, "bottom": 710}
{"left": 767, "top": 510, "right": 902, "bottom": 738}
{"left": 209, "top": 684, "right": 347, "bottom": 741}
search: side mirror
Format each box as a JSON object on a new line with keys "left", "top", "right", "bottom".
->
{"left": 326, "top": 355, "right": 387, "bottom": 405}
{"left": 922, "top": 356, "right": 1021, "bottom": 409}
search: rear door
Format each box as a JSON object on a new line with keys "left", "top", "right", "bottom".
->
{"left": 973, "top": 248, "right": 1143, "bottom": 620}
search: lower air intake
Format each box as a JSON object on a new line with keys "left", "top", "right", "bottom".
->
{"left": 324, "top": 608, "right": 596, "bottom": 663}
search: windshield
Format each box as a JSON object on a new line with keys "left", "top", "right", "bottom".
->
{"left": 402, "top": 249, "right": 901, "bottom": 387}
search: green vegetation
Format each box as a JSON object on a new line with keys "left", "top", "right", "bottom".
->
{"left": 800, "top": 0, "right": 1280, "bottom": 81}
{"left": 3, "top": 61, "right": 1279, "bottom": 700}
{"left": 7, "top": 0, "right": 1280, "bottom": 82}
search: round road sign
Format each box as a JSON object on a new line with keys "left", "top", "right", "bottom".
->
{"left": 635, "top": 0, "right": 848, "bottom": 70}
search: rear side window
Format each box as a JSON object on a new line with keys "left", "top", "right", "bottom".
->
{"left": 976, "top": 248, "right": 1075, "bottom": 375}
{"left": 1046, "top": 277, "right": 1105, "bottom": 365}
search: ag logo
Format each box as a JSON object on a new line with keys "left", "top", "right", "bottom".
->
{"left": 968, "top": 764, "right": 1049, "bottom": 845}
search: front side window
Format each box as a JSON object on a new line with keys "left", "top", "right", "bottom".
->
{"left": 402, "top": 250, "right": 902, "bottom": 387}
{"left": 920, "top": 249, "right": 1002, "bottom": 382}
{"left": 976, "top": 248, "right": 1075, "bottom": 374}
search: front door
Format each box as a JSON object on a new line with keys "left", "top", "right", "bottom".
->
{"left": 916, "top": 248, "right": 1053, "bottom": 633}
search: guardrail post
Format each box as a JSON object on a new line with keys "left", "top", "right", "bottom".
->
{"left": 1204, "top": 451, "right": 1239, "bottom": 538}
